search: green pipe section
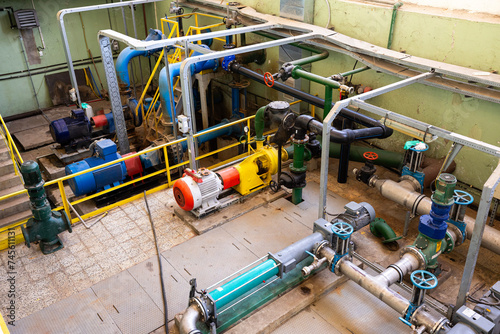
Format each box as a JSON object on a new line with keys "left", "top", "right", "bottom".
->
{"left": 209, "top": 259, "right": 279, "bottom": 309}
{"left": 292, "top": 67, "right": 341, "bottom": 89}
{"left": 324, "top": 87, "right": 333, "bottom": 119}
{"left": 370, "top": 218, "right": 402, "bottom": 243}
{"left": 340, "top": 66, "right": 371, "bottom": 77}
{"left": 387, "top": 2, "right": 403, "bottom": 49}
{"left": 252, "top": 31, "right": 324, "bottom": 54}
{"left": 254, "top": 106, "right": 266, "bottom": 142}
{"left": 290, "top": 51, "right": 329, "bottom": 66}
{"left": 290, "top": 141, "right": 307, "bottom": 205}
{"left": 317, "top": 136, "right": 405, "bottom": 169}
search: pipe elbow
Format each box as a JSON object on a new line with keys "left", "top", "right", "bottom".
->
{"left": 178, "top": 304, "right": 202, "bottom": 334}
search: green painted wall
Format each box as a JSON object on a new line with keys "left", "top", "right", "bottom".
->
{"left": 0, "top": 0, "right": 498, "bottom": 188}
{"left": 0, "top": 0, "right": 154, "bottom": 117}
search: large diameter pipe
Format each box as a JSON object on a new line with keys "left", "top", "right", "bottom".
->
{"left": 339, "top": 259, "right": 410, "bottom": 313}
{"left": 339, "top": 259, "right": 447, "bottom": 331}
{"left": 373, "top": 178, "right": 500, "bottom": 255}
{"left": 178, "top": 304, "right": 202, "bottom": 334}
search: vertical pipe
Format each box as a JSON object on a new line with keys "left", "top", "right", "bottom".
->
{"left": 338, "top": 118, "right": 352, "bottom": 183}
{"left": 323, "top": 87, "right": 333, "bottom": 119}
{"left": 292, "top": 142, "right": 305, "bottom": 204}
{"left": 18, "top": 30, "right": 41, "bottom": 111}
{"left": 232, "top": 87, "right": 240, "bottom": 116}
{"left": 130, "top": 4, "right": 144, "bottom": 97}
{"left": 163, "top": 48, "right": 181, "bottom": 165}
{"left": 387, "top": 2, "right": 403, "bottom": 50}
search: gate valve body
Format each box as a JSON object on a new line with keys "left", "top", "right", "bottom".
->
{"left": 353, "top": 151, "right": 378, "bottom": 185}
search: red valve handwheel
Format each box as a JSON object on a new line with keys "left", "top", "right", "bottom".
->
{"left": 264, "top": 72, "right": 274, "bottom": 87}
{"left": 363, "top": 151, "right": 378, "bottom": 161}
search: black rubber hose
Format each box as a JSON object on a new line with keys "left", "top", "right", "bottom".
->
{"left": 229, "top": 62, "right": 392, "bottom": 138}
{"left": 144, "top": 191, "right": 169, "bottom": 333}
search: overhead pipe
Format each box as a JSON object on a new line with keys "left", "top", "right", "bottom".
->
{"left": 116, "top": 29, "right": 163, "bottom": 89}
{"left": 229, "top": 62, "right": 380, "bottom": 127}
{"left": 371, "top": 177, "right": 500, "bottom": 255}
{"left": 158, "top": 45, "right": 217, "bottom": 125}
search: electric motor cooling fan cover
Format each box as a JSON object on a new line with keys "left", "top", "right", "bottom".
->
{"left": 173, "top": 175, "right": 203, "bottom": 211}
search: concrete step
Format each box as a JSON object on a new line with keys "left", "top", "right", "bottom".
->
{"left": 0, "top": 146, "right": 10, "bottom": 163}
{"left": 0, "top": 173, "right": 22, "bottom": 190}
{"left": 0, "top": 185, "right": 30, "bottom": 220}
{"left": 0, "top": 159, "right": 15, "bottom": 177}
{"left": 0, "top": 209, "right": 32, "bottom": 228}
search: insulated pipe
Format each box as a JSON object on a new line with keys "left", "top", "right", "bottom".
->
{"left": 158, "top": 46, "right": 217, "bottom": 124}
{"left": 295, "top": 115, "right": 392, "bottom": 144}
{"left": 179, "top": 117, "right": 242, "bottom": 151}
{"left": 373, "top": 178, "right": 500, "bottom": 255}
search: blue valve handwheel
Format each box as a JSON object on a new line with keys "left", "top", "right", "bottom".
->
{"left": 453, "top": 190, "right": 474, "bottom": 205}
{"left": 411, "top": 270, "right": 438, "bottom": 290}
{"left": 331, "top": 221, "right": 354, "bottom": 237}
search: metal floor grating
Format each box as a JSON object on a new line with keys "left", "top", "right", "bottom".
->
{"left": 91, "top": 270, "right": 164, "bottom": 334}
{"left": 14, "top": 288, "right": 121, "bottom": 334}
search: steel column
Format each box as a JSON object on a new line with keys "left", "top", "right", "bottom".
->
{"left": 58, "top": 0, "right": 162, "bottom": 106}
{"left": 455, "top": 161, "right": 500, "bottom": 310}
{"left": 98, "top": 36, "right": 130, "bottom": 154}
{"left": 319, "top": 71, "right": 436, "bottom": 218}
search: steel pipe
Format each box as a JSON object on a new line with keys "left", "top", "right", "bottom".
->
{"left": 372, "top": 178, "right": 500, "bottom": 255}
{"left": 178, "top": 304, "right": 202, "bottom": 334}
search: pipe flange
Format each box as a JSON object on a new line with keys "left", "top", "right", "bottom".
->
{"left": 334, "top": 256, "right": 349, "bottom": 276}
{"left": 190, "top": 297, "right": 209, "bottom": 323}
{"left": 387, "top": 264, "right": 404, "bottom": 283}
{"left": 290, "top": 134, "right": 309, "bottom": 145}
{"left": 410, "top": 306, "right": 449, "bottom": 334}
{"left": 447, "top": 224, "right": 463, "bottom": 246}
{"left": 430, "top": 317, "right": 450, "bottom": 334}
{"left": 368, "top": 174, "right": 379, "bottom": 187}
{"left": 400, "top": 246, "right": 426, "bottom": 270}
{"left": 313, "top": 240, "right": 329, "bottom": 256}
{"left": 399, "top": 175, "right": 422, "bottom": 193}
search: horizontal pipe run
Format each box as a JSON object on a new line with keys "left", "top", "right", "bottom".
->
{"left": 289, "top": 50, "right": 329, "bottom": 66}
{"left": 293, "top": 68, "right": 340, "bottom": 89}
{"left": 229, "top": 63, "right": 390, "bottom": 131}
{"left": 296, "top": 115, "right": 392, "bottom": 144}
{"left": 373, "top": 178, "right": 500, "bottom": 255}
{"left": 340, "top": 66, "right": 370, "bottom": 77}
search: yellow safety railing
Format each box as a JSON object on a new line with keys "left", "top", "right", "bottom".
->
{"left": 135, "top": 12, "right": 225, "bottom": 135}
{"left": 0, "top": 112, "right": 288, "bottom": 250}
{"left": 0, "top": 115, "right": 23, "bottom": 177}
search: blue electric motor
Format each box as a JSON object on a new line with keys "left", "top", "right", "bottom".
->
{"left": 65, "top": 139, "right": 127, "bottom": 196}
{"left": 50, "top": 109, "right": 92, "bottom": 149}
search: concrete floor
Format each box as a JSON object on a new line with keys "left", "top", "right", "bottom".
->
{"left": 2, "top": 156, "right": 500, "bottom": 333}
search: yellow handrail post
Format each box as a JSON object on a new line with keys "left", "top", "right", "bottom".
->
{"left": 58, "top": 180, "right": 71, "bottom": 222}
{"left": 163, "top": 146, "right": 172, "bottom": 187}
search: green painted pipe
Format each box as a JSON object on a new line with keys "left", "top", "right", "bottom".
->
{"left": 252, "top": 31, "right": 324, "bottom": 55}
{"left": 324, "top": 87, "right": 333, "bottom": 119}
{"left": 340, "top": 66, "right": 371, "bottom": 78}
{"left": 292, "top": 67, "right": 341, "bottom": 89}
{"left": 370, "top": 218, "right": 402, "bottom": 243}
{"left": 387, "top": 2, "right": 404, "bottom": 49}
{"left": 290, "top": 51, "right": 329, "bottom": 66}
{"left": 254, "top": 106, "right": 266, "bottom": 142}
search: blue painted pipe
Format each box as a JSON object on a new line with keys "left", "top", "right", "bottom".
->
{"left": 231, "top": 87, "right": 240, "bottom": 117}
{"left": 209, "top": 259, "right": 279, "bottom": 309}
{"left": 158, "top": 44, "right": 217, "bottom": 124}
{"left": 179, "top": 117, "right": 243, "bottom": 151}
{"left": 116, "top": 29, "right": 163, "bottom": 88}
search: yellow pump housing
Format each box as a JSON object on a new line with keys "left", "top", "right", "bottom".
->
{"left": 233, "top": 146, "right": 280, "bottom": 196}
